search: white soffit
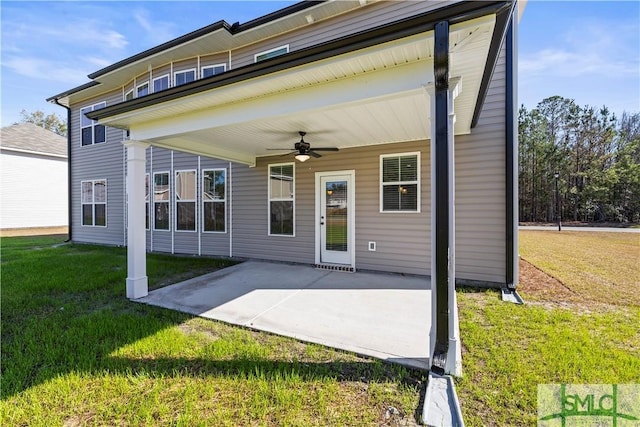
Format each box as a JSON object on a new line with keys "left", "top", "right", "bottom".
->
{"left": 107, "top": 14, "right": 495, "bottom": 166}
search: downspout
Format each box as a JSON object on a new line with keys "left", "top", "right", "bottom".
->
{"left": 53, "top": 98, "right": 72, "bottom": 243}
{"left": 431, "top": 20, "right": 450, "bottom": 375}
{"left": 505, "top": 18, "right": 516, "bottom": 289}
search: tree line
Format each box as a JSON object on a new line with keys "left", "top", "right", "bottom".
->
{"left": 519, "top": 96, "right": 639, "bottom": 223}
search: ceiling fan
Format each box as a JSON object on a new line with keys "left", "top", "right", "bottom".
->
{"left": 267, "top": 131, "right": 339, "bottom": 162}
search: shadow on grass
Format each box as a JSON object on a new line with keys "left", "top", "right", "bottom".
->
{"left": 1, "top": 237, "right": 424, "bottom": 402}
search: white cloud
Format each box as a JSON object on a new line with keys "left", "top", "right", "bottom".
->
{"left": 3, "top": 57, "right": 91, "bottom": 85}
{"left": 133, "top": 8, "right": 177, "bottom": 46}
{"left": 520, "top": 16, "right": 638, "bottom": 79}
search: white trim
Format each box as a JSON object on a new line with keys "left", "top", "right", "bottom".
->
{"left": 379, "top": 151, "right": 421, "bottom": 213}
{"left": 171, "top": 151, "right": 174, "bottom": 253}
{"left": 201, "top": 167, "right": 227, "bottom": 234}
{"left": 152, "top": 73, "right": 170, "bottom": 93}
{"left": 197, "top": 56, "right": 201, "bottom": 79}
{"left": 314, "top": 170, "right": 356, "bottom": 268}
{"left": 201, "top": 63, "right": 227, "bottom": 78}
{"left": 145, "top": 172, "right": 150, "bottom": 231}
{"left": 228, "top": 162, "right": 233, "bottom": 257}
{"left": 174, "top": 169, "right": 197, "bottom": 233}
{"left": 173, "top": 68, "right": 196, "bottom": 86}
{"left": 0, "top": 146, "right": 67, "bottom": 159}
{"left": 149, "top": 146, "right": 153, "bottom": 252}
{"left": 267, "top": 162, "right": 295, "bottom": 237}
{"left": 228, "top": 50, "right": 232, "bottom": 70}
{"left": 80, "top": 179, "right": 107, "bottom": 227}
{"left": 254, "top": 44, "right": 289, "bottom": 62}
{"left": 136, "top": 81, "right": 149, "bottom": 98}
{"left": 123, "top": 145, "right": 127, "bottom": 245}
{"left": 197, "top": 157, "right": 201, "bottom": 255}
{"left": 152, "top": 170, "right": 170, "bottom": 232}
{"left": 124, "top": 88, "right": 134, "bottom": 101}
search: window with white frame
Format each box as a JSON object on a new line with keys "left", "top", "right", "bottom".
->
{"left": 201, "top": 64, "right": 226, "bottom": 78}
{"left": 174, "top": 69, "right": 196, "bottom": 86}
{"left": 81, "top": 179, "right": 107, "bottom": 226}
{"left": 175, "top": 170, "right": 196, "bottom": 231}
{"left": 268, "top": 163, "right": 294, "bottom": 235}
{"left": 80, "top": 102, "right": 106, "bottom": 146}
{"left": 145, "top": 173, "right": 150, "bottom": 230}
{"left": 153, "top": 172, "right": 170, "bottom": 230}
{"left": 202, "top": 169, "right": 226, "bottom": 232}
{"left": 380, "top": 153, "right": 420, "bottom": 212}
{"left": 124, "top": 89, "right": 134, "bottom": 101}
{"left": 153, "top": 74, "right": 169, "bottom": 93}
{"left": 255, "top": 45, "right": 289, "bottom": 62}
{"left": 137, "top": 82, "right": 149, "bottom": 97}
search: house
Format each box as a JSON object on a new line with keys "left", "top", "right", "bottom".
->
{"left": 49, "top": 0, "right": 522, "bottom": 376}
{"left": 0, "top": 123, "right": 68, "bottom": 232}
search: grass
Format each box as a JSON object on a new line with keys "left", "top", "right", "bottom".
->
{"left": 455, "top": 230, "right": 640, "bottom": 425}
{"left": 2, "top": 231, "right": 638, "bottom": 425}
{"left": 1, "top": 235, "right": 422, "bottom": 426}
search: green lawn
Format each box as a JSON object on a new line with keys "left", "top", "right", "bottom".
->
{"left": 2, "top": 233, "right": 638, "bottom": 426}
{"left": 1, "top": 236, "right": 421, "bottom": 426}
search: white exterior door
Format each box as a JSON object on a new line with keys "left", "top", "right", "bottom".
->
{"left": 317, "top": 171, "right": 354, "bottom": 266}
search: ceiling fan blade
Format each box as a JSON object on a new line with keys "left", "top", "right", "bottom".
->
{"left": 266, "top": 148, "right": 294, "bottom": 150}
{"left": 308, "top": 151, "right": 322, "bottom": 158}
{"left": 311, "top": 147, "right": 339, "bottom": 151}
{"left": 280, "top": 151, "right": 296, "bottom": 157}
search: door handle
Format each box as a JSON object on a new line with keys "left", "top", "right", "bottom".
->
{"left": 320, "top": 216, "right": 324, "bottom": 225}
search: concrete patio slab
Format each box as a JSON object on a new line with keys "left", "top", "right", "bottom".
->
{"left": 136, "top": 261, "right": 431, "bottom": 370}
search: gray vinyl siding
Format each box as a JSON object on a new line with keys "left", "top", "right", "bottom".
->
{"left": 231, "top": 141, "right": 431, "bottom": 275}
{"left": 232, "top": 1, "right": 451, "bottom": 68}
{"left": 454, "top": 46, "right": 507, "bottom": 285}
{"left": 70, "top": 89, "right": 127, "bottom": 246}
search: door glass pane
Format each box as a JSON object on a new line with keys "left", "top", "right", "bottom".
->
{"left": 325, "top": 180, "right": 347, "bottom": 252}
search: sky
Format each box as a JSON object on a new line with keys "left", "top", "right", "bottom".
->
{"left": 1, "top": 1, "right": 638, "bottom": 128}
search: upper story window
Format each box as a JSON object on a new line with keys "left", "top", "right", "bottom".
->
{"left": 268, "top": 163, "right": 294, "bottom": 236}
{"left": 153, "top": 74, "right": 169, "bottom": 93}
{"left": 80, "top": 102, "right": 106, "bottom": 146}
{"left": 174, "top": 69, "right": 196, "bottom": 86}
{"left": 380, "top": 153, "right": 420, "bottom": 213}
{"left": 255, "top": 45, "right": 289, "bottom": 63}
{"left": 124, "top": 89, "right": 134, "bottom": 101}
{"left": 137, "top": 82, "right": 149, "bottom": 97}
{"left": 201, "top": 64, "right": 226, "bottom": 78}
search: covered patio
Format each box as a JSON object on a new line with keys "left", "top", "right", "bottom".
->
{"left": 137, "top": 261, "right": 431, "bottom": 370}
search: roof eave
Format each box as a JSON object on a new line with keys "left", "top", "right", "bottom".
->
{"left": 87, "top": 1, "right": 513, "bottom": 123}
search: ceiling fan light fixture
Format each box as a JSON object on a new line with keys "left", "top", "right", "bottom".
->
{"left": 295, "top": 153, "right": 310, "bottom": 162}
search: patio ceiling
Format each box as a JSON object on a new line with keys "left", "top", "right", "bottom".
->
{"left": 98, "top": 15, "right": 496, "bottom": 166}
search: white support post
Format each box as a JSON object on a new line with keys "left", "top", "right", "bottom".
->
{"left": 123, "top": 139, "right": 150, "bottom": 299}
{"left": 425, "top": 77, "right": 462, "bottom": 376}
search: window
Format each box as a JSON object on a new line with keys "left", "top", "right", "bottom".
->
{"left": 153, "top": 74, "right": 169, "bottom": 93}
{"left": 380, "top": 153, "right": 420, "bottom": 212}
{"left": 124, "top": 89, "right": 134, "bottom": 101}
{"left": 174, "top": 69, "right": 196, "bottom": 86}
{"left": 137, "top": 82, "right": 149, "bottom": 97}
{"left": 81, "top": 179, "right": 107, "bottom": 226}
{"left": 80, "top": 102, "right": 106, "bottom": 146}
{"left": 202, "top": 169, "right": 226, "bottom": 232}
{"left": 201, "top": 64, "right": 226, "bottom": 78}
{"left": 153, "top": 172, "right": 170, "bottom": 230}
{"left": 175, "top": 170, "right": 196, "bottom": 231}
{"left": 145, "top": 173, "right": 150, "bottom": 230}
{"left": 268, "top": 163, "right": 294, "bottom": 236}
{"left": 255, "top": 45, "right": 289, "bottom": 62}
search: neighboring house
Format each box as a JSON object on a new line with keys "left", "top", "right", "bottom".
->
{"left": 49, "top": 0, "right": 523, "bottom": 375}
{"left": 0, "top": 123, "right": 68, "bottom": 231}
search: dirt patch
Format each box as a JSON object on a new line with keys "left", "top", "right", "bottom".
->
{"left": 0, "top": 227, "right": 68, "bottom": 237}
